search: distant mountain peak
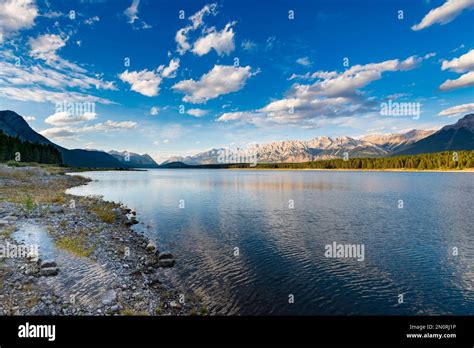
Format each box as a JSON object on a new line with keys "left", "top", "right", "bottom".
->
{"left": 108, "top": 150, "right": 159, "bottom": 168}
{"left": 443, "top": 113, "right": 474, "bottom": 132}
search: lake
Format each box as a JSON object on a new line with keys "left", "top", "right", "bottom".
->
{"left": 67, "top": 169, "right": 474, "bottom": 315}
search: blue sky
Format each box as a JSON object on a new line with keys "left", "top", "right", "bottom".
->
{"left": 0, "top": 0, "right": 473, "bottom": 162}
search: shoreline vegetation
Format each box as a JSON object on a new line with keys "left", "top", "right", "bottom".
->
{"left": 160, "top": 150, "right": 474, "bottom": 172}
{"left": 0, "top": 163, "right": 204, "bottom": 316}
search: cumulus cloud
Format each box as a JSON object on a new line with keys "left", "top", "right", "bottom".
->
{"left": 438, "top": 103, "right": 474, "bottom": 117}
{"left": 0, "top": 0, "right": 38, "bottom": 43}
{"left": 45, "top": 111, "right": 97, "bottom": 125}
{"left": 412, "top": 0, "right": 474, "bottom": 31}
{"left": 440, "top": 49, "right": 474, "bottom": 91}
{"left": 191, "top": 22, "right": 235, "bottom": 56}
{"left": 159, "top": 58, "right": 180, "bottom": 78}
{"left": 440, "top": 71, "right": 474, "bottom": 91}
{"left": 217, "top": 55, "right": 425, "bottom": 127}
{"left": 175, "top": 3, "right": 218, "bottom": 55}
{"left": 119, "top": 69, "right": 162, "bottom": 97}
{"left": 441, "top": 49, "right": 474, "bottom": 72}
{"left": 186, "top": 108, "right": 208, "bottom": 117}
{"left": 119, "top": 58, "right": 180, "bottom": 97}
{"left": 172, "top": 65, "right": 256, "bottom": 103}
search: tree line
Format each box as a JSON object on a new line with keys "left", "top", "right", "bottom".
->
{"left": 0, "top": 130, "right": 63, "bottom": 165}
{"left": 225, "top": 151, "right": 474, "bottom": 170}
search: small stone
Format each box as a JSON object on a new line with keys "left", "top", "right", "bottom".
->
{"left": 49, "top": 206, "right": 64, "bottom": 214}
{"left": 110, "top": 305, "right": 120, "bottom": 313}
{"left": 158, "top": 252, "right": 173, "bottom": 260}
{"left": 40, "top": 267, "right": 59, "bottom": 277}
{"left": 158, "top": 259, "right": 175, "bottom": 268}
{"left": 145, "top": 242, "right": 156, "bottom": 253}
{"left": 170, "top": 301, "right": 182, "bottom": 309}
{"left": 102, "top": 289, "right": 117, "bottom": 305}
{"left": 40, "top": 260, "right": 57, "bottom": 269}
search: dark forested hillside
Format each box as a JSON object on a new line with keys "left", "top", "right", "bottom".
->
{"left": 0, "top": 130, "right": 62, "bottom": 164}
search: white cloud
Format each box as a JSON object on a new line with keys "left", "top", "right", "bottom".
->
{"left": 438, "top": 103, "right": 474, "bottom": 117}
{"left": 288, "top": 56, "right": 421, "bottom": 99}
{"left": 119, "top": 69, "right": 162, "bottom": 97}
{"left": 45, "top": 111, "right": 97, "bottom": 125}
{"left": 84, "top": 120, "right": 137, "bottom": 131}
{"left": 172, "top": 65, "right": 256, "bottom": 103}
{"left": 175, "top": 3, "right": 218, "bottom": 55}
{"left": 119, "top": 59, "right": 180, "bottom": 96}
{"left": 150, "top": 106, "right": 159, "bottom": 115}
{"left": 296, "top": 56, "right": 312, "bottom": 66}
{"left": 24, "top": 116, "right": 36, "bottom": 121}
{"left": 84, "top": 16, "right": 100, "bottom": 25}
{"left": 42, "top": 11, "right": 63, "bottom": 19}
{"left": 0, "top": 86, "right": 114, "bottom": 104}
{"left": 0, "top": 61, "right": 114, "bottom": 90}
{"left": 40, "top": 127, "right": 76, "bottom": 139}
{"left": 441, "top": 49, "right": 474, "bottom": 73}
{"left": 0, "top": 0, "right": 38, "bottom": 43}
{"left": 124, "top": 0, "right": 140, "bottom": 24}
{"left": 191, "top": 22, "right": 235, "bottom": 56}
{"left": 29, "top": 34, "right": 67, "bottom": 63}
{"left": 218, "top": 111, "right": 260, "bottom": 123}
{"left": 41, "top": 120, "right": 137, "bottom": 139}
{"left": 190, "top": 3, "right": 217, "bottom": 28}
{"left": 241, "top": 39, "right": 257, "bottom": 51}
{"left": 440, "top": 49, "right": 474, "bottom": 91}
{"left": 412, "top": 0, "right": 474, "bottom": 31}
{"left": 440, "top": 71, "right": 474, "bottom": 91}
{"left": 159, "top": 58, "right": 180, "bottom": 78}
{"left": 217, "top": 55, "right": 425, "bottom": 127}
{"left": 186, "top": 108, "right": 208, "bottom": 117}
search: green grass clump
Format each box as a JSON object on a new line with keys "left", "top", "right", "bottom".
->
{"left": 55, "top": 235, "right": 95, "bottom": 257}
{"left": 91, "top": 204, "right": 116, "bottom": 224}
{"left": 120, "top": 309, "right": 149, "bottom": 316}
{"left": 24, "top": 195, "right": 34, "bottom": 213}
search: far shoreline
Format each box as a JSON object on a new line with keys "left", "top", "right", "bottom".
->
{"left": 224, "top": 167, "right": 474, "bottom": 173}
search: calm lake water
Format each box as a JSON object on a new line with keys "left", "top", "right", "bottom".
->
{"left": 67, "top": 169, "right": 474, "bottom": 315}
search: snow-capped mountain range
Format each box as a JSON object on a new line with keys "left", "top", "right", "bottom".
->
{"left": 162, "top": 129, "right": 437, "bottom": 165}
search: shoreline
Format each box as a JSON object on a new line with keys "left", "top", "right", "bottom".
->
{"left": 0, "top": 164, "right": 204, "bottom": 316}
{"left": 225, "top": 167, "right": 474, "bottom": 173}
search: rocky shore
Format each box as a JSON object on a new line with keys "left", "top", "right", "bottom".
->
{"left": 0, "top": 164, "right": 204, "bottom": 316}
